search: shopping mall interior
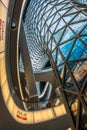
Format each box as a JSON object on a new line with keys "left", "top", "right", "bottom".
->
{"left": 0, "top": 0, "right": 87, "bottom": 130}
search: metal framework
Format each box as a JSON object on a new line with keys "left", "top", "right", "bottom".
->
{"left": 23, "top": 0, "right": 87, "bottom": 129}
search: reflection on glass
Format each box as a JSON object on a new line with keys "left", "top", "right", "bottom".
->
{"left": 74, "top": 0, "right": 87, "bottom": 4}
{"left": 24, "top": 0, "right": 87, "bottom": 83}
{"left": 22, "top": 0, "right": 87, "bottom": 109}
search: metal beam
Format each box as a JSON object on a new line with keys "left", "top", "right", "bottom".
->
{"left": 19, "top": 24, "right": 38, "bottom": 101}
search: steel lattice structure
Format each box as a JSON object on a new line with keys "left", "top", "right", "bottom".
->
{"left": 23, "top": 0, "right": 87, "bottom": 129}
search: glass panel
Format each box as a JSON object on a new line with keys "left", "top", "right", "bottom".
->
{"left": 74, "top": 0, "right": 87, "bottom": 4}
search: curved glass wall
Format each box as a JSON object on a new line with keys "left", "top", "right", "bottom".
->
{"left": 22, "top": 0, "right": 87, "bottom": 128}
{"left": 23, "top": 0, "right": 87, "bottom": 88}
